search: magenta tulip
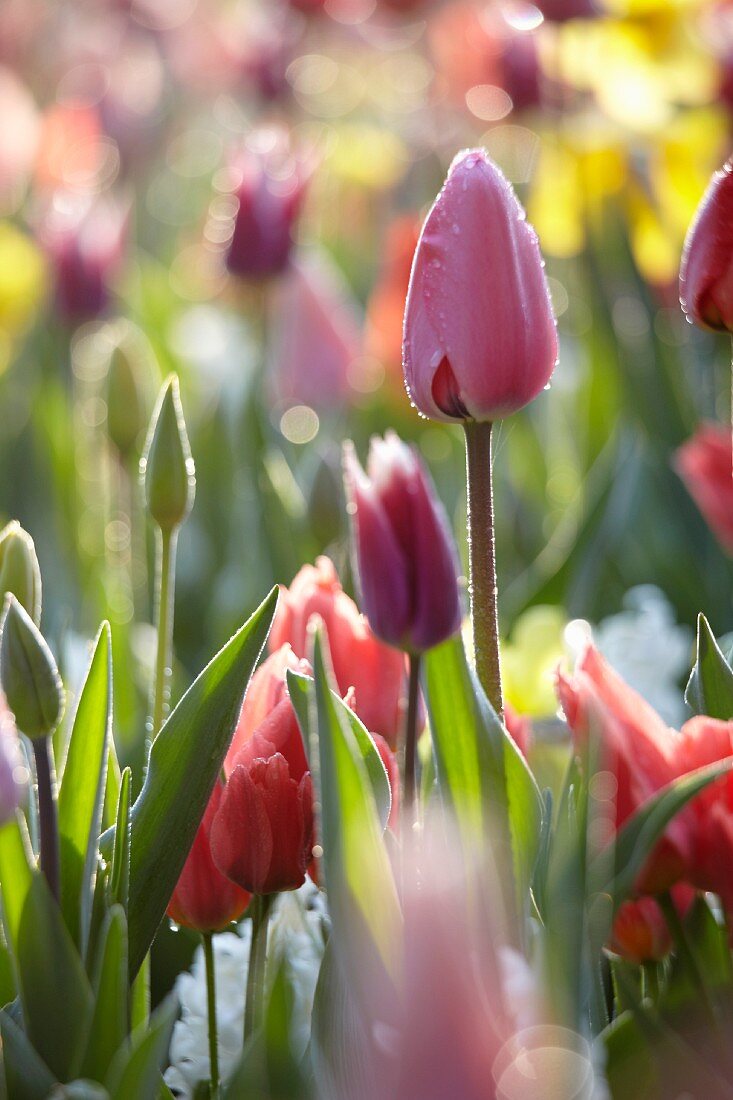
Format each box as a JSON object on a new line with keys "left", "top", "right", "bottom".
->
{"left": 680, "top": 160, "right": 733, "bottom": 333}
{"left": 344, "top": 432, "right": 461, "bottom": 653}
{"left": 403, "top": 148, "right": 557, "bottom": 424}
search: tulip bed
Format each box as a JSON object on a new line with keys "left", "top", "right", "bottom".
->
{"left": 4, "top": 3, "right": 733, "bottom": 1100}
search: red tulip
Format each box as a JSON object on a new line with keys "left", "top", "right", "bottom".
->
{"left": 226, "top": 644, "right": 309, "bottom": 772}
{"left": 344, "top": 432, "right": 461, "bottom": 654}
{"left": 269, "top": 557, "right": 407, "bottom": 749}
{"left": 674, "top": 422, "right": 733, "bottom": 553}
{"left": 557, "top": 645, "right": 692, "bottom": 893}
{"left": 167, "top": 779, "right": 251, "bottom": 932}
{"left": 403, "top": 148, "right": 557, "bottom": 424}
{"left": 211, "top": 696, "right": 314, "bottom": 895}
{"left": 609, "top": 887, "right": 695, "bottom": 965}
{"left": 224, "top": 130, "right": 310, "bottom": 280}
{"left": 680, "top": 159, "right": 733, "bottom": 333}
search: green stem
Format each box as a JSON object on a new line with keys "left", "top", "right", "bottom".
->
{"left": 203, "top": 933, "right": 220, "bottom": 1099}
{"left": 32, "top": 738, "right": 59, "bottom": 902}
{"left": 150, "top": 526, "right": 177, "bottom": 741}
{"left": 658, "top": 891, "right": 715, "bottom": 1021}
{"left": 403, "top": 653, "right": 422, "bottom": 819}
{"left": 244, "top": 895, "right": 272, "bottom": 1044}
{"left": 641, "top": 961, "right": 659, "bottom": 1003}
{"left": 463, "top": 421, "right": 503, "bottom": 718}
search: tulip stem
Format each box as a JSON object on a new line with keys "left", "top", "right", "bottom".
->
{"left": 33, "top": 738, "right": 59, "bottom": 903}
{"left": 150, "top": 526, "right": 177, "bottom": 742}
{"left": 658, "top": 892, "right": 715, "bottom": 1022}
{"left": 203, "top": 933, "right": 220, "bottom": 1099}
{"left": 463, "top": 420, "right": 503, "bottom": 718}
{"left": 403, "top": 653, "right": 422, "bottom": 818}
{"left": 244, "top": 895, "right": 272, "bottom": 1045}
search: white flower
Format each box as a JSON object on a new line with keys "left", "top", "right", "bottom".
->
{"left": 164, "top": 881, "right": 328, "bottom": 1099}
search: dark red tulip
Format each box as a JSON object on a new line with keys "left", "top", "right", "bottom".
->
{"left": 680, "top": 160, "right": 733, "bottom": 333}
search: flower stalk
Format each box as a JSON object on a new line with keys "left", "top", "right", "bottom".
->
{"left": 403, "top": 653, "right": 422, "bottom": 818}
{"left": 244, "top": 894, "right": 273, "bottom": 1044}
{"left": 463, "top": 420, "right": 503, "bottom": 718}
{"left": 203, "top": 932, "right": 220, "bottom": 1099}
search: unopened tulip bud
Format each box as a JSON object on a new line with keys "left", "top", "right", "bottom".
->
{"left": 0, "top": 596, "right": 64, "bottom": 739}
{"left": 105, "top": 325, "right": 148, "bottom": 459}
{"left": 344, "top": 432, "right": 461, "bottom": 653}
{"left": 680, "top": 160, "right": 733, "bottom": 333}
{"left": 141, "top": 375, "right": 195, "bottom": 532}
{"left": 0, "top": 522, "right": 41, "bottom": 624}
{"left": 403, "top": 148, "right": 557, "bottom": 424}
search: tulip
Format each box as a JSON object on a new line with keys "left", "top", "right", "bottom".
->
{"left": 344, "top": 432, "right": 461, "bottom": 654}
{"left": 556, "top": 644, "right": 691, "bottom": 893}
{"left": 403, "top": 148, "right": 557, "bottom": 425}
{"left": 403, "top": 149, "right": 557, "bottom": 720}
{"left": 0, "top": 520, "right": 41, "bottom": 625}
{"left": 269, "top": 557, "right": 407, "bottom": 749}
{"left": 365, "top": 215, "right": 421, "bottom": 391}
{"left": 40, "top": 193, "right": 126, "bottom": 325}
{"left": 211, "top": 696, "right": 314, "bottom": 896}
{"left": 0, "top": 703, "right": 27, "bottom": 826}
{"left": 226, "top": 644, "right": 310, "bottom": 770}
{"left": 674, "top": 422, "right": 733, "bottom": 553}
{"left": 225, "top": 130, "right": 310, "bottom": 280}
{"left": 167, "top": 779, "right": 251, "bottom": 933}
{"left": 680, "top": 160, "right": 733, "bottom": 333}
{"left": 609, "top": 888, "right": 695, "bottom": 965}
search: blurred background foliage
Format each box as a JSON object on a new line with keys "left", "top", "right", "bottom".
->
{"left": 1, "top": 0, "right": 733, "bottom": 996}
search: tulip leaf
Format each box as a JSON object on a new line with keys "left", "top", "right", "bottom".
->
{"left": 287, "top": 670, "right": 392, "bottom": 831}
{"left": 0, "top": 1009, "right": 56, "bottom": 1100}
{"left": 685, "top": 613, "right": 733, "bottom": 720}
{"left": 310, "top": 941, "right": 376, "bottom": 1100}
{"left": 424, "top": 635, "right": 543, "bottom": 918}
{"left": 58, "top": 622, "right": 112, "bottom": 951}
{"left": 0, "top": 814, "right": 93, "bottom": 1081}
{"left": 598, "top": 760, "right": 733, "bottom": 906}
{"left": 80, "top": 905, "right": 129, "bottom": 1082}
{"left": 107, "top": 767, "right": 132, "bottom": 914}
{"left": 99, "top": 587, "right": 277, "bottom": 977}
{"left": 104, "top": 995, "right": 177, "bottom": 1100}
{"left": 302, "top": 632, "right": 400, "bottom": 987}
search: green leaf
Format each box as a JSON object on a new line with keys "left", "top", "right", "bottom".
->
{"left": 0, "top": 815, "right": 93, "bottom": 1081}
{"left": 424, "top": 635, "right": 543, "bottom": 919}
{"left": 287, "top": 671, "right": 391, "bottom": 830}
{"left": 307, "top": 631, "right": 400, "bottom": 984}
{"left": 310, "top": 941, "right": 376, "bottom": 1100}
{"left": 58, "top": 623, "right": 112, "bottom": 951}
{"left": 108, "top": 768, "right": 132, "bottom": 913}
{"left": 100, "top": 587, "right": 277, "bottom": 976}
{"left": 80, "top": 906, "right": 129, "bottom": 1082}
{"left": 685, "top": 614, "right": 733, "bottom": 720}
{"left": 598, "top": 761, "right": 732, "bottom": 906}
{"left": 0, "top": 1009, "right": 56, "bottom": 1100}
{"left": 105, "top": 996, "right": 177, "bottom": 1100}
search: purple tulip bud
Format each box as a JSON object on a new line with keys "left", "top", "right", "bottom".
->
{"left": 344, "top": 432, "right": 461, "bottom": 653}
{"left": 224, "top": 130, "right": 311, "bottom": 280}
{"left": 0, "top": 702, "right": 27, "bottom": 826}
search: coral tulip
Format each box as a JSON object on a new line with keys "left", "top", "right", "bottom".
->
{"left": 674, "top": 422, "right": 733, "bottom": 553}
{"left": 609, "top": 887, "right": 695, "bottom": 965}
{"left": 344, "top": 431, "right": 461, "bottom": 653}
{"left": 269, "top": 557, "right": 407, "bottom": 749}
{"left": 680, "top": 160, "right": 733, "bottom": 333}
{"left": 212, "top": 696, "right": 314, "bottom": 895}
{"left": 226, "top": 644, "right": 309, "bottom": 771}
{"left": 225, "top": 130, "right": 310, "bottom": 280}
{"left": 403, "top": 148, "right": 557, "bottom": 424}
{"left": 167, "top": 779, "right": 251, "bottom": 933}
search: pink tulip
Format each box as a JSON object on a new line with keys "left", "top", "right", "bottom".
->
{"left": 675, "top": 422, "right": 733, "bottom": 553}
{"left": 0, "top": 703, "right": 26, "bottom": 826}
{"left": 609, "top": 888, "right": 695, "bottom": 965}
{"left": 403, "top": 148, "right": 557, "bottom": 424}
{"left": 225, "top": 644, "right": 309, "bottom": 773}
{"left": 343, "top": 431, "right": 461, "bottom": 653}
{"left": 680, "top": 159, "right": 733, "bottom": 333}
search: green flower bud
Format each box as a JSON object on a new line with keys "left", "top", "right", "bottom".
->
{"left": 141, "top": 375, "right": 195, "bottom": 532}
{"left": 0, "top": 522, "right": 42, "bottom": 625}
{"left": 105, "top": 325, "right": 148, "bottom": 459}
{"left": 0, "top": 596, "right": 64, "bottom": 739}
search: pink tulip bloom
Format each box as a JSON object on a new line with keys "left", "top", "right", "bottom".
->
{"left": 403, "top": 148, "right": 557, "bottom": 424}
{"left": 675, "top": 422, "right": 733, "bottom": 553}
{"left": 343, "top": 431, "right": 461, "bottom": 653}
{"left": 680, "top": 159, "right": 733, "bottom": 333}
{"left": 0, "top": 703, "right": 26, "bottom": 826}
{"left": 609, "top": 888, "right": 695, "bottom": 965}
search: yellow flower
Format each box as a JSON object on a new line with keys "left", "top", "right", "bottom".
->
{"left": 502, "top": 605, "right": 567, "bottom": 718}
{"left": 0, "top": 221, "right": 47, "bottom": 334}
